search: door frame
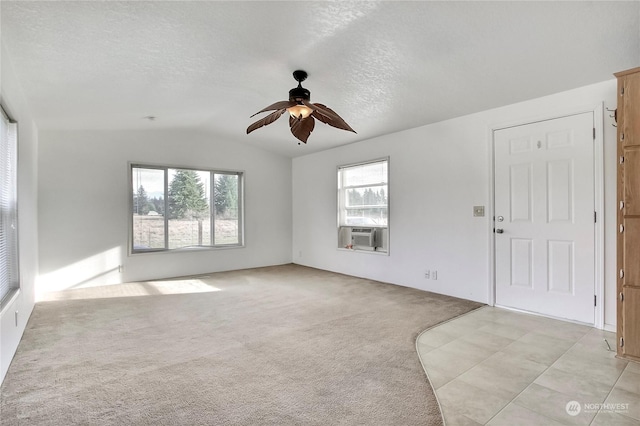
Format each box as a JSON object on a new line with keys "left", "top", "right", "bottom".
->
{"left": 487, "top": 103, "right": 605, "bottom": 328}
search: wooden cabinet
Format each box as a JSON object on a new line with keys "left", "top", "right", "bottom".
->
{"left": 616, "top": 67, "right": 640, "bottom": 362}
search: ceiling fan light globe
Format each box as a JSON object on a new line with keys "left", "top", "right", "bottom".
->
{"left": 287, "top": 104, "right": 313, "bottom": 119}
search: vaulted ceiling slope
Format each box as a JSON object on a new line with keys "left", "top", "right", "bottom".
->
{"left": 1, "top": 1, "right": 639, "bottom": 157}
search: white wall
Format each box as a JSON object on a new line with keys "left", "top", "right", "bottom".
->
{"left": 0, "top": 43, "right": 39, "bottom": 382}
{"left": 293, "top": 80, "right": 618, "bottom": 329}
{"left": 37, "top": 128, "right": 292, "bottom": 295}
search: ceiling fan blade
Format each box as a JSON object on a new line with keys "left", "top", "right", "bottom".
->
{"left": 250, "top": 100, "right": 297, "bottom": 118}
{"left": 290, "top": 115, "right": 315, "bottom": 144}
{"left": 301, "top": 99, "right": 338, "bottom": 120}
{"left": 308, "top": 102, "right": 356, "bottom": 133}
{"left": 246, "top": 109, "right": 286, "bottom": 134}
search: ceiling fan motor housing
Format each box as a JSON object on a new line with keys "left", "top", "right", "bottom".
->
{"left": 289, "top": 86, "right": 310, "bottom": 103}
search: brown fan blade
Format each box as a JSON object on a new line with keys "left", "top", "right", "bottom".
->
{"left": 250, "top": 100, "right": 297, "bottom": 118}
{"left": 290, "top": 115, "right": 315, "bottom": 144}
{"left": 300, "top": 99, "right": 337, "bottom": 121}
{"left": 310, "top": 103, "right": 356, "bottom": 133}
{"left": 246, "top": 109, "right": 286, "bottom": 134}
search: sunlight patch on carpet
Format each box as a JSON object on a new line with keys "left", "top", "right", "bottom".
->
{"left": 40, "top": 279, "right": 221, "bottom": 301}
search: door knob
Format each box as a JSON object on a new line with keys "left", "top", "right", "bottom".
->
{"left": 495, "top": 229, "right": 504, "bottom": 234}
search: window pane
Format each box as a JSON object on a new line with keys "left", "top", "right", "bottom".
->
{"left": 343, "top": 161, "right": 387, "bottom": 187}
{"left": 131, "top": 165, "right": 243, "bottom": 253}
{"left": 339, "top": 160, "right": 388, "bottom": 227}
{"left": 345, "top": 184, "right": 388, "bottom": 226}
{"left": 168, "top": 169, "right": 211, "bottom": 248}
{"left": 0, "top": 114, "right": 18, "bottom": 302}
{"left": 346, "top": 186, "right": 387, "bottom": 207}
{"left": 132, "top": 167, "right": 165, "bottom": 250}
{"left": 214, "top": 173, "right": 239, "bottom": 245}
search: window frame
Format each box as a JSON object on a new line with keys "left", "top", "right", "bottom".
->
{"left": 0, "top": 105, "right": 20, "bottom": 308}
{"left": 129, "top": 163, "right": 245, "bottom": 255}
{"left": 337, "top": 157, "right": 389, "bottom": 228}
{"left": 336, "top": 157, "right": 390, "bottom": 255}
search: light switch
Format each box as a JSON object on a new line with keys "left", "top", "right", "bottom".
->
{"left": 473, "top": 206, "right": 485, "bottom": 217}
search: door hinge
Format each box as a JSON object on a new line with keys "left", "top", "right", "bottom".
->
{"left": 621, "top": 87, "right": 625, "bottom": 96}
{"left": 593, "top": 128, "right": 596, "bottom": 140}
{"left": 594, "top": 211, "right": 597, "bottom": 223}
{"left": 594, "top": 295, "right": 597, "bottom": 306}
{"left": 620, "top": 156, "right": 625, "bottom": 164}
{"left": 620, "top": 337, "right": 624, "bottom": 348}
{"left": 620, "top": 291, "right": 624, "bottom": 302}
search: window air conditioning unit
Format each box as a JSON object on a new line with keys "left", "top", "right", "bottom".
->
{"left": 351, "top": 227, "right": 376, "bottom": 248}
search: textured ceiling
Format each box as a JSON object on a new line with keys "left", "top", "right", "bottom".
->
{"left": 2, "top": 1, "right": 639, "bottom": 158}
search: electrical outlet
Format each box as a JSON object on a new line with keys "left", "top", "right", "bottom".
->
{"left": 432, "top": 270, "right": 438, "bottom": 280}
{"left": 424, "top": 270, "right": 430, "bottom": 279}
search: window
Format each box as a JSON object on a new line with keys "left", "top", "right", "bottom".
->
{"left": 0, "top": 107, "right": 19, "bottom": 304}
{"left": 337, "top": 158, "right": 389, "bottom": 253}
{"left": 338, "top": 159, "right": 388, "bottom": 227}
{"left": 131, "top": 164, "right": 243, "bottom": 253}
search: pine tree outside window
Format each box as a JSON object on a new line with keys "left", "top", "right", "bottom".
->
{"left": 130, "top": 165, "right": 243, "bottom": 253}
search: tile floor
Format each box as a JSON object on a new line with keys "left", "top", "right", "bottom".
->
{"left": 417, "top": 306, "right": 640, "bottom": 426}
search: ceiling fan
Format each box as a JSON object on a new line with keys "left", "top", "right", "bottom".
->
{"left": 247, "top": 70, "right": 356, "bottom": 144}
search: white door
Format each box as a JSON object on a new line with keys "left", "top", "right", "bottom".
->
{"left": 494, "top": 113, "right": 595, "bottom": 324}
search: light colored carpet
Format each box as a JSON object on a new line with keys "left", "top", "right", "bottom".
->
{"left": 1, "top": 264, "right": 482, "bottom": 425}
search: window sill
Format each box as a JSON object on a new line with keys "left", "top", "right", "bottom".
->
{"left": 129, "top": 244, "right": 245, "bottom": 256}
{"left": 0, "top": 288, "right": 21, "bottom": 315}
{"left": 337, "top": 247, "right": 389, "bottom": 256}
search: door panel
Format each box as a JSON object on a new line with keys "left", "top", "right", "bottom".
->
{"left": 624, "top": 148, "right": 640, "bottom": 215}
{"left": 510, "top": 164, "right": 533, "bottom": 222}
{"left": 511, "top": 238, "right": 533, "bottom": 288}
{"left": 548, "top": 240, "right": 573, "bottom": 294}
{"left": 495, "top": 113, "right": 595, "bottom": 323}
{"left": 622, "top": 72, "right": 640, "bottom": 147}
{"left": 623, "top": 218, "right": 640, "bottom": 287}
{"left": 623, "top": 287, "right": 640, "bottom": 358}
{"left": 547, "top": 160, "right": 573, "bottom": 223}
